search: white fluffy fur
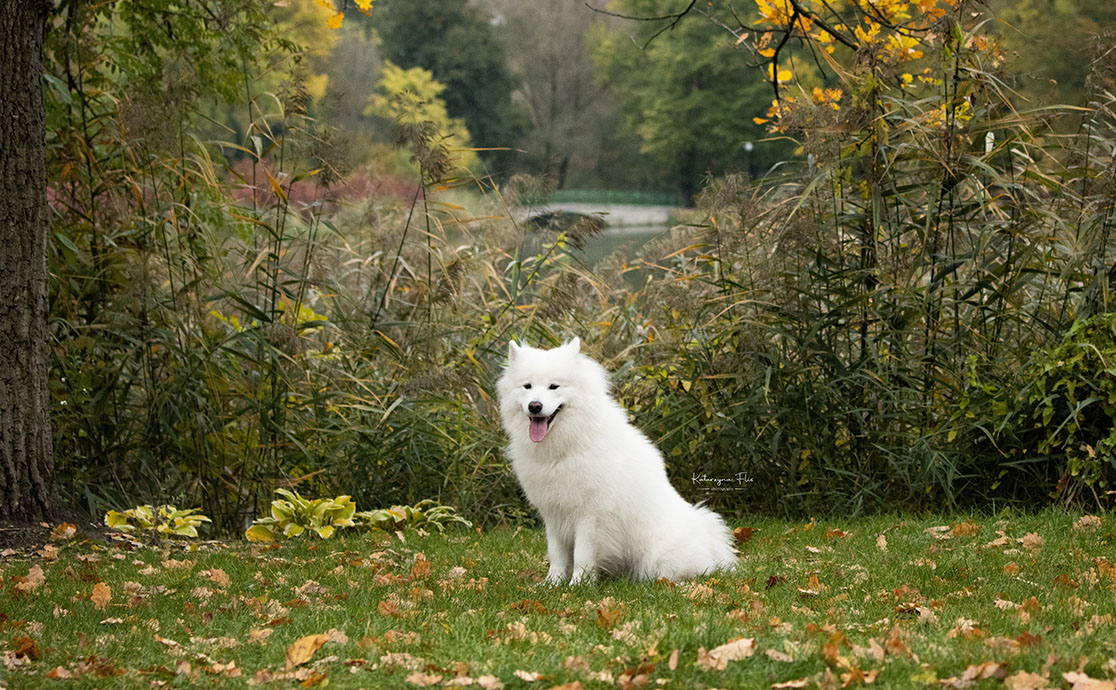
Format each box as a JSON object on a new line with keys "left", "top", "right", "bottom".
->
{"left": 497, "top": 338, "right": 737, "bottom": 584}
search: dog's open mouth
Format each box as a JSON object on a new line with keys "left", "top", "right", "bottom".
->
{"left": 528, "top": 405, "right": 563, "bottom": 443}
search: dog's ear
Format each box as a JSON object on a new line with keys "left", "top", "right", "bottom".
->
{"left": 564, "top": 337, "right": 581, "bottom": 354}
{"left": 508, "top": 340, "right": 522, "bottom": 363}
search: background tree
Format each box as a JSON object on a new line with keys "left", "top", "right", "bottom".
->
{"left": 990, "top": 0, "right": 1116, "bottom": 110}
{"left": 480, "top": 0, "right": 627, "bottom": 189}
{"left": 0, "top": 0, "right": 59, "bottom": 522}
{"left": 371, "top": 0, "right": 529, "bottom": 170}
{"left": 591, "top": 0, "right": 792, "bottom": 201}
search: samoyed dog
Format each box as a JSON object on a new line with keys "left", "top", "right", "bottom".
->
{"left": 497, "top": 338, "right": 737, "bottom": 584}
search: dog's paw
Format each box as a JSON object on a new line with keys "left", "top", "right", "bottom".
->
{"left": 543, "top": 571, "right": 567, "bottom": 587}
{"left": 569, "top": 568, "right": 598, "bottom": 586}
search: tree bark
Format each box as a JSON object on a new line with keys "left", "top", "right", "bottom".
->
{"left": 0, "top": 0, "right": 59, "bottom": 522}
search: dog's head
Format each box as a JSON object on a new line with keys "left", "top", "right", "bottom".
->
{"left": 497, "top": 338, "right": 603, "bottom": 444}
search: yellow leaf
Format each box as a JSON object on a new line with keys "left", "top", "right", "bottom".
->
{"left": 91, "top": 582, "right": 112, "bottom": 611}
{"left": 285, "top": 633, "right": 329, "bottom": 669}
{"left": 355, "top": 0, "right": 374, "bottom": 13}
{"left": 264, "top": 169, "right": 287, "bottom": 204}
{"left": 245, "top": 524, "right": 276, "bottom": 542}
{"left": 327, "top": 11, "right": 343, "bottom": 30}
{"left": 759, "top": 47, "right": 776, "bottom": 57}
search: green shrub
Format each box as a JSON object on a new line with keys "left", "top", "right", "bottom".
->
{"left": 245, "top": 490, "right": 357, "bottom": 541}
{"left": 1019, "top": 313, "right": 1116, "bottom": 492}
{"left": 104, "top": 505, "right": 211, "bottom": 538}
{"left": 355, "top": 499, "right": 473, "bottom": 534}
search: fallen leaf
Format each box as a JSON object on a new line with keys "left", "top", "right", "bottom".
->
{"left": 925, "top": 525, "right": 953, "bottom": 540}
{"left": 734, "top": 527, "right": 758, "bottom": 543}
{"left": 596, "top": 604, "right": 623, "bottom": 629}
{"left": 405, "top": 671, "right": 442, "bottom": 686}
{"left": 249, "top": 628, "right": 273, "bottom": 644}
{"left": 50, "top": 523, "right": 77, "bottom": 541}
{"left": 205, "top": 569, "right": 230, "bottom": 587}
{"left": 952, "top": 521, "right": 981, "bottom": 537}
{"left": 696, "top": 637, "right": 756, "bottom": 671}
{"left": 1074, "top": 515, "right": 1102, "bottom": 532}
{"left": 476, "top": 676, "right": 504, "bottom": 690}
{"left": 285, "top": 634, "right": 329, "bottom": 669}
{"left": 46, "top": 666, "right": 73, "bottom": 679}
{"left": 876, "top": 534, "right": 887, "bottom": 551}
{"left": 668, "top": 649, "right": 680, "bottom": 670}
{"left": 12, "top": 635, "right": 41, "bottom": 661}
{"left": 411, "top": 553, "right": 431, "bottom": 578}
{"left": 549, "top": 683, "right": 584, "bottom": 690}
{"left": 1063, "top": 672, "right": 1116, "bottom": 690}
{"left": 513, "top": 670, "right": 540, "bottom": 682}
{"left": 1004, "top": 670, "right": 1053, "bottom": 690}
{"left": 1022, "top": 532, "right": 1045, "bottom": 551}
{"left": 942, "top": 662, "right": 1006, "bottom": 688}
{"left": 91, "top": 582, "right": 111, "bottom": 610}
{"left": 14, "top": 565, "right": 46, "bottom": 594}
{"left": 771, "top": 679, "right": 811, "bottom": 689}
{"left": 766, "top": 575, "right": 787, "bottom": 589}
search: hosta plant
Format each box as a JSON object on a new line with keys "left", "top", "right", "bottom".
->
{"left": 245, "top": 489, "right": 357, "bottom": 542}
{"left": 104, "top": 505, "right": 211, "bottom": 538}
{"left": 356, "top": 499, "right": 473, "bottom": 533}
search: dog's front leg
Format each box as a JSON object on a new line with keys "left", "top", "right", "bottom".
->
{"left": 544, "top": 526, "right": 573, "bottom": 585}
{"left": 569, "top": 522, "right": 598, "bottom": 585}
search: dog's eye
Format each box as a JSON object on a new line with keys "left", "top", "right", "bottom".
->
{"left": 523, "top": 383, "right": 532, "bottom": 390}
{"left": 548, "top": 384, "right": 559, "bottom": 390}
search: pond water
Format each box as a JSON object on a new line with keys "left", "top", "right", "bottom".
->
{"left": 576, "top": 224, "right": 671, "bottom": 266}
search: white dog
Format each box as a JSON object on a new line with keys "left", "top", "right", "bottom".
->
{"left": 497, "top": 338, "right": 737, "bottom": 584}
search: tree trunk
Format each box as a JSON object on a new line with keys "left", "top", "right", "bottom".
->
{"left": 0, "top": 0, "right": 59, "bottom": 522}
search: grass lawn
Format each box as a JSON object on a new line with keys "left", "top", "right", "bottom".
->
{"left": 2, "top": 510, "right": 1115, "bottom": 689}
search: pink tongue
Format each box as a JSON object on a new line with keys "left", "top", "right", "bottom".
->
{"left": 529, "top": 417, "right": 549, "bottom": 443}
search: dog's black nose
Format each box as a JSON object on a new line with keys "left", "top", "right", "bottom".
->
{"left": 528, "top": 401, "right": 542, "bottom": 414}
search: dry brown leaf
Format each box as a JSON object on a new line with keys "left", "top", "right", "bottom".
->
{"left": 876, "top": 534, "right": 887, "bottom": 551}
{"left": 952, "top": 521, "right": 981, "bottom": 537}
{"left": 1063, "top": 672, "right": 1116, "bottom": 690}
{"left": 1004, "top": 671, "right": 1054, "bottom": 690}
{"left": 771, "top": 679, "right": 811, "bottom": 689}
{"left": 513, "top": 670, "right": 540, "bottom": 682}
{"left": 734, "top": 527, "right": 758, "bottom": 543}
{"left": 1022, "top": 532, "right": 1045, "bottom": 551}
{"left": 1074, "top": 515, "right": 1103, "bottom": 532}
{"left": 284, "top": 633, "right": 329, "bottom": 670}
{"left": 696, "top": 637, "right": 756, "bottom": 671}
{"left": 249, "top": 628, "right": 273, "bottom": 644}
{"left": 91, "top": 582, "right": 111, "bottom": 611}
{"left": 476, "top": 675, "right": 504, "bottom": 690}
{"left": 50, "top": 523, "right": 77, "bottom": 541}
{"left": 549, "top": 683, "right": 584, "bottom": 690}
{"left": 411, "top": 554, "right": 431, "bottom": 579}
{"left": 205, "top": 568, "right": 230, "bottom": 587}
{"left": 668, "top": 649, "right": 680, "bottom": 671}
{"left": 942, "top": 662, "right": 1007, "bottom": 688}
{"left": 404, "top": 671, "right": 442, "bottom": 686}
{"left": 13, "top": 565, "right": 46, "bottom": 594}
